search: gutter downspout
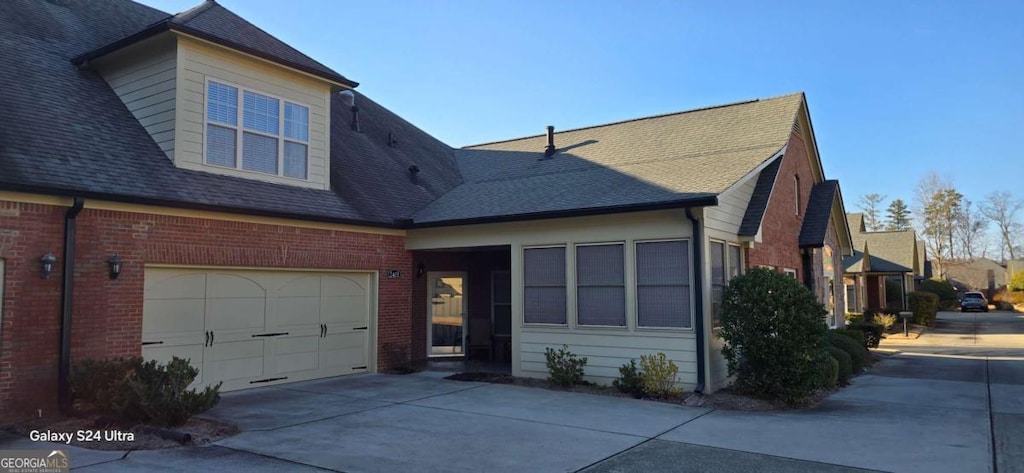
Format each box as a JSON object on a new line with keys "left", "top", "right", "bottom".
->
{"left": 685, "top": 208, "right": 706, "bottom": 394}
{"left": 58, "top": 197, "right": 84, "bottom": 413}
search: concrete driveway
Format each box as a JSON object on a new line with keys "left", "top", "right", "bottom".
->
{"left": 4, "top": 310, "right": 1020, "bottom": 472}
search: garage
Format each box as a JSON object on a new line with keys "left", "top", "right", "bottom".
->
{"left": 142, "top": 268, "right": 375, "bottom": 391}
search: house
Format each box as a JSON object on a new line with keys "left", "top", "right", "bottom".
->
{"left": 842, "top": 213, "right": 928, "bottom": 312}
{"left": 0, "top": 0, "right": 852, "bottom": 420}
{"left": 944, "top": 258, "right": 1008, "bottom": 295}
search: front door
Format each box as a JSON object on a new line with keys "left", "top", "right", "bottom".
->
{"left": 427, "top": 272, "right": 467, "bottom": 357}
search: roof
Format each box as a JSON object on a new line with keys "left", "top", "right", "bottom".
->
{"left": 0, "top": 0, "right": 458, "bottom": 226}
{"left": 847, "top": 212, "right": 922, "bottom": 275}
{"left": 944, "top": 258, "right": 1008, "bottom": 290}
{"left": 412, "top": 94, "right": 804, "bottom": 224}
{"left": 843, "top": 249, "right": 913, "bottom": 274}
{"left": 738, "top": 156, "right": 782, "bottom": 236}
{"left": 798, "top": 180, "right": 840, "bottom": 248}
{"left": 72, "top": 0, "right": 357, "bottom": 87}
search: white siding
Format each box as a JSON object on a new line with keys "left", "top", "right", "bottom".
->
{"left": 704, "top": 171, "right": 757, "bottom": 236}
{"left": 95, "top": 35, "right": 178, "bottom": 160}
{"left": 407, "top": 210, "right": 702, "bottom": 390}
{"left": 174, "top": 37, "right": 331, "bottom": 190}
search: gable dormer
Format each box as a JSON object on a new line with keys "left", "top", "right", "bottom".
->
{"left": 76, "top": 0, "right": 356, "bottom": 191}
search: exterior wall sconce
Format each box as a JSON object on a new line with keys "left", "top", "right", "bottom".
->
{"left": 40, "top": 253, "right": 56, "bottom": 279}
{"left": 416, "top": 263, "right": 425, "bottom": 278}
{"left": 108, "top": 253, "right": 123, "bottom": 280}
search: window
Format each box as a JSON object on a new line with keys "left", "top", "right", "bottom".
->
{"left": 523, "top": 247, "right": 566, "bottom": 324}
{"left": 206, "top": 80, "right": 309, "bottom": 179}
{"left": 710, "top": 241, "right": 726, "bottom": 327}
{"left": 783, "top": 268, "right": 798, "bottom": 278}
{"left": 576, "top": 244, "right": 625, "bottom": 327}
{"left": 728, "top": 244, "right": 743, "bottom": 279}
{"left": 794, "top": 175, "right": 801, "bottom": 216}
{"left": 636, "top": 240, "right": 691, "bottom": 328}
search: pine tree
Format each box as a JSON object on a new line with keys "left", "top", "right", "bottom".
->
{"left": 885, "top": 199, "right": 912, "bottom": 231}
{"left": 859, "top": 194, "right": 887, "bottom": 231}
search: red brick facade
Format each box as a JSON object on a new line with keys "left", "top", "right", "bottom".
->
{"left": 746, "top": 132, "right": 814, "bottom": 278}
{"left": 0, "top": 199, "right": 413, "bottom": 421}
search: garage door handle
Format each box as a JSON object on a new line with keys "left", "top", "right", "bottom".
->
{"left": 204, "top": 331, "right": 211, "bottom": 347}
{"left": 141, "top": 341, "right": 163, "bottom": 346}
{"left": 252, "top": 332, "right": 289, "bottom": 338}
{"left": 321, "top": 324, "right": 326, "bottom": 338}
{"left": 354, "top": 326, "right": 368, "bottom": 331}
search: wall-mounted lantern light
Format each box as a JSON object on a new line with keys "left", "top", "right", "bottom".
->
{"left": 108, "top": 253, "right": 123, "bottom": 280}
{"left": 416, "top": 263, "right": 425, "bottom": 278}
{"left": 40, "top": 253, "right": 56, "bottom": 279}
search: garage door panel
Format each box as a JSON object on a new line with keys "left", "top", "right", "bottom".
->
{"left": 321, "top": 296, "right": 369, "bottom": 326}
{"left": 145, "top": 273, "right": 206, "bottom": 299}
{"left": 271, "top": 296, "right": 321, "bottom": 329}
{"left": 142, "top": 299, "right": 205, "bottom": 337}
{"left": 275, "top": 275, "right": 322, "bottom": 297}
{"left": 206, "top": 298, "right": 266, "bottom": 332}
{"left": 321, "top": 332, "right": 368, "bottom": 371}
{"left": 270, "top": 335, "right": 320, "bottom": 375}
{"left": 204, "top": 339, "right": 265, "bottom": 389}
{"left": 206, "top": 273, "right": 266, "bottom": 298}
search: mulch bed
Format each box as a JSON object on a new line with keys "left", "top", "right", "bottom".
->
{"left": 2, "top": 414, "right": 238, "bottom": 451}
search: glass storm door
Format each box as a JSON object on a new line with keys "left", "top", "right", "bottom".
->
{"left": 428, "top": 272, "right": 466, "bottom": 357}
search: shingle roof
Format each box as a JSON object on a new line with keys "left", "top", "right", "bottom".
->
{"left": 843, "top": 250, "right": 912, "bottom": 274}
{"left": 847, "top": 212, "right": 921, "bottom": 275}
{"left": 738, "top": 156, "right": 782, "bottom": 237}
{"left": 413, "top": 94, "right": 804, "bottom": 224}
{"left": 798, "top": 180, "right": 839, "bottom": 248}
{"left": 72, "top": 0, "right": 357, "bottom": 87}
{"left": 0, "top": 0, "right": 458, "bottom": 226}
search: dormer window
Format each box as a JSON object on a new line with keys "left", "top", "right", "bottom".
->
{"left": 205, "top": 79, "right": 309, "bottom": 180}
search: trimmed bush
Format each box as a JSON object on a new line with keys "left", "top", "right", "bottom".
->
{"left": 718, "top": 267, "right": 831, "bottom": 403}
{"left": 71, "top": 357, "right": 141, "bottom": 414}
{"left": 828, "top": 346, "right": 853, "bottom": 384}
{"left": 829, "top": 332, "right": 868, "bottom": 373}
{"left": 613, "top": 360, "right": 644, "bottom": 398}
{"left": 874, "top": 313, "right": 897, "bottom": 331}
{"left": 847, "top": 321, "right": 884, "bottom": 348}
{"left": 833, "top": 328, "right": 866, "bottom": 347}
{"left": 815, "top": 356, "right": 839, "bottom": 389}
{"left": 545, "top": 345, "right": 587, "bottom": 387}
{"left": 638, "top": 352, "right": 681, "bottom": 398}
{"left": 921, "top": 278, "right": 959, "bottom": 310}
{"left": 908, "top": 291, "right": 940, "bottom": 326}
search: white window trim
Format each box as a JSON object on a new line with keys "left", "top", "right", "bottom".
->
{"left": 727, "top": 243, "right": 744, "bottom": 279}
{"left": 634, "top": 238, "right": 694, "bottom": 331}
{"left": 574, "top": 241, "right": 627, "bottom": 329}
{"left": 522, "top": 245, "right": 569, "bottom": 327}
{"left": 783, "top": 268, "right": 798, "bottom": 278}
{"left": 203, "top": 77, "right": 311, "bottom": 181}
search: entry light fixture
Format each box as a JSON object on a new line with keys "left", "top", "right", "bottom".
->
{"left": 40, "top": 253, "right": 56, "bottom": 279}
{"left": 416, "top": 263, "right": 425, "bottom": 278}
{"left": 108, "top": 253, "right": 123, "bottom": 280}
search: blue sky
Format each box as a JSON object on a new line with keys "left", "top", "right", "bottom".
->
{"left": 141, "top": 0, "right": 1022, "bottom": 211}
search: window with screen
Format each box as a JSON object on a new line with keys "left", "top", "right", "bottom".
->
{"left": 636, "top": 240, "right": 691, "bottom": 328}
{"left": 523, "top": 247, "right": 566, "bottom": 324}
{"left": 576, "top": 244, "right": 626, "bottom": 327}
{"left": 710, "top": 241, "right": 726, "bottom": 327}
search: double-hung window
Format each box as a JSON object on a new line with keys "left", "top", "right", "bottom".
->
{"left": 636, "top": 240, "right": 691, "bottom": 328}
{"left": 576, "top": 243, "right": 626, "bottom": 327}
{"left": 523, "top": 247, "right": 567, "bottom": 324}
{"left": 206, "top": 80, "right": 309, "bottom": 179}
{"left": 710, "top": 241, "right": 743, "bottom": 327}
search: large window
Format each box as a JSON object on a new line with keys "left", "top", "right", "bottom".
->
{"left": 710, "top": 241, "right": 726, "bottom": 327}
{"left": 636, "top": 240, "right": 691, "bottom": 328}
{"left": 523, "top": 247, "right": 566, "bottom": 324}
{"left": 576, "top": 244, "right": 626, "bottom": 327}
{"left": 206, "top": 80, "right": 309, "bottom": 179}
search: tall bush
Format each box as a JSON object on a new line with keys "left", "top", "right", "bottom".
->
{"left": 828, "top": 332, "right": 868, "bottom": 373}
{"left": 718, "top": 267, "right": 831, "bottom": 403}
{"left": 920, "top": 278, "right": 959, "bottom": 310}
{"left": 908, "top": 291, "right": 939, "bottom": 326}
{"left": 828, "top": 346, "right": 853, "bottom": 384}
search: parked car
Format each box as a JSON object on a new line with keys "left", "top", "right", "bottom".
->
{"left": 960, "top": 292, "right": 989, "bottom": 312}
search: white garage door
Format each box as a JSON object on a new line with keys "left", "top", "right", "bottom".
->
{"left": 142, "top": 268, "right": 374, "bottom": 391}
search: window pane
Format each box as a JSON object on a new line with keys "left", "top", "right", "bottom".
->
{"left": 243, "top": 91, "right": 279, "bottom": 134}
{"left": 283, "top": 142, "right": 307, "bottom": 179}
{"left": 710, "top": 242, "right": 725, "bottom": 285}
{"left": 728, "top": 245, "right": 742, "bottom": 279}
{"left": 524, "top": 247, "right": 566, "bottom": 324}
{"left": 576, "top": 244, "right": 625, "bottom": 326}
{"left": 206, "top": 124, "right": 236, "bottom": 167}
{"left": 207, "top": 82, "right": 237, "bottom": 125}
{"left": 242, "top": 132, "right": 278, "bottom": 174}
{"left": 524, "top": 287, "right": 566, "bottom": 324}
{"left": 284, "top": 102, "right": 309, "bottom": 141}
{"left": 637, "top": 240, "right": 691, "bottom": 328}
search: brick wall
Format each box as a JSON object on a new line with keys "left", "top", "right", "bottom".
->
{"left": 747, "top": 132, "right": 813, "bottom": 278}
{"left": 0, "top": 200, "right": 413, "bottom": 421}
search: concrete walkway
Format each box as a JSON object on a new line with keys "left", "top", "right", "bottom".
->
{"left": 3, "top": 310, "right": 1019, "bottom": 472}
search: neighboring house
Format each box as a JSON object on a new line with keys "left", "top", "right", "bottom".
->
{"left": 842, "top": 213, "right": 928, "bottom": 312}
{"left": 0, "top": 0, "right": 852, "bottom": 420}
{"left": 944, "top": 258, "right": 1008, "bottom": 295}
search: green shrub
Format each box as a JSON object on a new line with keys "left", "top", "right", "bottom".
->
{"left": 828, "top": 346, "right": 853, "bottom": 384}
{"left": 72, "top": 357, "right": 220, "bottom": 427}
{"left": 718, "top": 267, "right": 831, "bottom": 403}
{"left": 1010, "top": 271, "right": 1024, "bottom": 292}
{"left": 829, "top": 332, "right": 868, "bottom": 373}
{"left": 908, "top": 291, "right": 939, "bottom": 326}
{"left": 921, "top": 279, "right": 959, "bottom": 310}
{"left": 874, "top": 313, "right": 897, "bottom": 331}
{"left": 612, "top": 360, "right": 644, "bottom": 398}
{"left": 638, "top": 352, "right": 680, "bottom": 398}
{"left": 847, "top": 322, "right": 884, "bottom": 348}
{"left": 844, "top": 312, "right": 863, "bottom": 324}
{"left": 833, "top": 328, "right": 866, "bottom": 347}
{"left": 545, "top": 345, "right": 587, "bottom": 387}
{"left": 71, "top": 357, "right": 141, "bottom": 413}
{"left": 814, "top": 356, "right": 839, "bottom": 389}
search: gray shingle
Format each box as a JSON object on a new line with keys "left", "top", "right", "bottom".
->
{"left": 846, "top": 212, "right": 921, "bottom": 275}
{"left": 798, "top": 180, "right": 839, "bottom": 247}
{"left": 738, "top": 156, "right": 782, "bottom": 236}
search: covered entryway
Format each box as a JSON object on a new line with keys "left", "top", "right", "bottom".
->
{"left": 142, "top": 267, "right": 375, "bottom": 391}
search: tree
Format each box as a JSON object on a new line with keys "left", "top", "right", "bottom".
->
{"left": 954, "top": 199, "right": 986, "bottom": 260}
{"left": 981, "top": 191, "right": 1023, "bottom": 261}
{"left": 915, "top": 172, "right": 961, "bottom": 276}
{"left": 859, "top": 193, "right": 887, "bottom": 231}
{"left": 885, "top": 199, "right": 912, "bottom": 231}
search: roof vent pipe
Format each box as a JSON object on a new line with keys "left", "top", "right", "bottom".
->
{"left": 544, "top": 126, "right": 556, "bottom": 158}
{"left": 350, "top": 106, "right": 361, "bottom": 132}
{"left": 338, "top": 90, "right": 360, "bottom": 132}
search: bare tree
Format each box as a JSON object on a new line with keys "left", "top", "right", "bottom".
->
{"left": 981, "top": 191, "right": 1023, "bottom": 261}
{"left": 954, "top": 199, "right": 986, "bottom": 260}
{"left": 859, "top": 193, "right": 887, "bottom": 231}
{"left": 915, "top": 172, "right": 960, "bottom": 276}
